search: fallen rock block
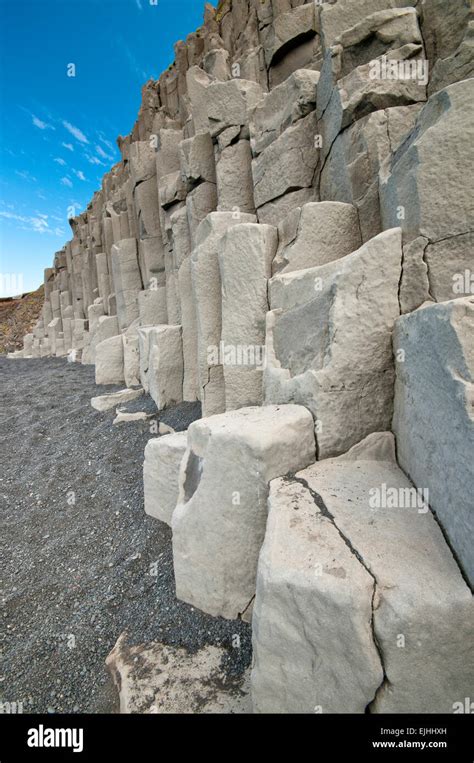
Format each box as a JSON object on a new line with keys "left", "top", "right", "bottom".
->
{"left": 144, "top": 432, "right": 188, "bottom": 525}
{"left": 113, "top": 410, "right": 151, "bottom": 425}
{"left": 251, "top": 433, "right": 474, "bottom": 713}
{"left": 91, "top": 387, "right": 144, "bottom": 412}
{"left": 393, "top": 297, "right": 474, "bottom": 588}
{"left": 172, "top": 404, "right": 316, "bottom": 620}
{"left": 106, "top": 633, "right": 251, "bottom": 714}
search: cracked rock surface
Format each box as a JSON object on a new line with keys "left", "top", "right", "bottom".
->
{"left": 251, "top": 432, "right": 474, "bottom": 713}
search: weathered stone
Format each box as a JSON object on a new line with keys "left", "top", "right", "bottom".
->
{"left": 91, "top": 387, "right": 144, "bottom": 412}
{"left": 179, "top": 132, "right": 216, "bottom": 189}
{"left": 191, "top": 211, "right": 256, "bottom": 416}
{"left": 219, "top": 223, "right": 277, "bottom": 410}
{"left": 111, "top": 239, "right": 143, "bottom": 331}
{"left": 206, "top": 78, "right": 263, "bottom": 138}
{"left": 393, "top": 297, "right": 474, "bottom": 588}
{"left": 186, "top": 66, "right": 213, "bottom": 134}
{"left": 155, "top": 128, "right": 183, "bottom": 180}
{"left": 399, "top": 236, "right": 432, "bottom": 314}
{"left": 257, "top": 187, "right": 317, "bottom": 227}
{"left": 380, "top": 80, "right": 474, "bottom": 245}
{"left": 82, "top": 315, "right": 119, "bottom": 366}
{"left": 319, "top": 47, "right": 427, "bottom": 170}
{"left": 252, "top": 432, "right": 474, "bottom": 713}
{"left": 249, "top": 68, "right": 320, "bottom": 155}
{"left": 321, "top": 105, "right": 423, "bottom": 241}
{"left": 172, "top": 404, "right": 316, "bottom": 619}
{"left": 320, "top": 0, "right": 417, "bottom": 50}
{"left": 273, "top": 201, "right": 361, "bottom": 275}
{"left": 138, "top": 236, "right": 166, "bottom": 287}
{"left": 129, "top": 140, "right": 157, "bottom": 186}
{"left": 178, "top": 258, "right": 199, "bottom": 402}
{"left": 168, "top": 204, "right": 191, "bottom": 268}
{"left": 122, "top": 331, "right": 141, "bottom": 388}
{"left": 138, "top": 288, "right": 168, "bottom": 326}
{"left": 158, "top": 171, "right": 187, "bottom": 210}
{"left": 135, "top": 177, "right": 161, "bottom": 237}
{"left": 266, "top": 228, "right": 402, "bottom": 457}
{"left": 186, "top": 182, "right": 218, "bottom": 246}
{"left": 95, "top": 335, "right": 125, "bottom": 385}
{"left": 216, "top": 140, "right": 255, "bottom": 214}
{"left": 144, "top": 432, "right": 188, "bottom": 525}
{"left": 252, "top": 112, "right": 319, "bottom": 209}
{"left": 425, "top": 232, "right": 474, "bottom": 303}
{"left": 140, "top": 325, "right": 184, "bottom": 410}
{"left": 261, "top": 3, "right": 319, "bottom": 72}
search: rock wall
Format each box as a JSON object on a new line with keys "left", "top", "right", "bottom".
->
{"left": 13, "top": 0, "right": 474, "bottom": 713}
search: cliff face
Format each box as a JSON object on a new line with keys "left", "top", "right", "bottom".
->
{"left": 12, "top": 0, "right": 474, "bottom": 714}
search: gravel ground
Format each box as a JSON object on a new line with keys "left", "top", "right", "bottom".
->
{"left": 0, "top": 357, "right": 251, "bottom": 714}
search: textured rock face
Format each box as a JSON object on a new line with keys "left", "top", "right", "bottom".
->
{"left": 380, "top": 79, "right": 474, "bottom": 299}
{"left": 393, "top": 298, "right": 474, "bottom": 588}
{"left": 17, "top": 0, "right": 474, "bottom": 716}
{"left": 252, "top": 433, "right": 474, "bottom": 713}
{"left": 265, "top": 229, "right": 403, "bottom": 457}
{"left": 95, "top": 335, "right": 125, "bottom": 385}
{"left": 191, "top": 211, "right": 256, "bottom": 416}
{"left": 172, "top": 405, "right": 315, "bottom": 620}
{"left": 273, "top": 201, "right": 362, "bottom": 275}
{"left": 219, "top": 223, "right": 277, "bottom": 410}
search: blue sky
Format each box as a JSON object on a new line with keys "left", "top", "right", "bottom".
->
{"left": 0, "top": 0, "right": 210, "bottom": 296}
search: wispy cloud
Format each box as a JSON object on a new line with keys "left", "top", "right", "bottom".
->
{"left": 73, "top": 169, "right": 86, "bottom": 181}
{"left": 0, "top": 210, "right": 64, "bottom": 236}
{"left": 117, "top": 36, "right": 149, "bottom": 82}
{"left": 61, "top": 177, "right": 73, "bottom": 188}
{"left": 96, "top": 145, "right": 114, "bottom": 161}
{"left": 98, "top": 134, "right": 115, "bottom": 152}
{"left": 32, "top": 114, "right": 55, "bottom": 131}
{"left": 62, "top": 142, "right": 74, "bottom": 151}
{"left": 63, "top": 121, "right": 89, "bottom": 144}
{"left": 54, "top": 157, "right": 67, "bottom": 166}
{"left": 86, "top": 154, "right": 105, "bottom": 166}
{"left": 135, "top": 0, "right": 143, "bottom": 9}
{"left": 15, "top": 170, "right": 37, "bottom": 182}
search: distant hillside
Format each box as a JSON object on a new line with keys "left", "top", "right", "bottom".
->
{"left": 0, "top": 286, "right": 44, "bottom": 354}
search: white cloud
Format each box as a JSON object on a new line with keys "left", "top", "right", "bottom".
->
{"left": 61, "top": 177, "right": 73, "bottom": 188}
{"left": 87, "top": 155, "right": 104, "bottom": 166}
{"left": 63, "top": 121, "right": 89, "bottom": 144}
{"left": 54, "top": 157, "right": 67, "bottom": 166}
{"left": 62, "top": 142, "right": 74, "bottom": 151}
{"left": 32, "top": 114, "right": 55, "bottom": 130}
{"left": 73, "top": 169, "right": 86, "bottom": 181}
{"left": 15, "top": 170, "right": 37, "bottom": 182}
{"left": 0, "top": 210, "right": 63, "bottom": 236}
{"left": 98, "top": 135, "right": 115, "bottom": 152}
{"left": 96, "top": 145, "right": 114, "bottom": 161}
